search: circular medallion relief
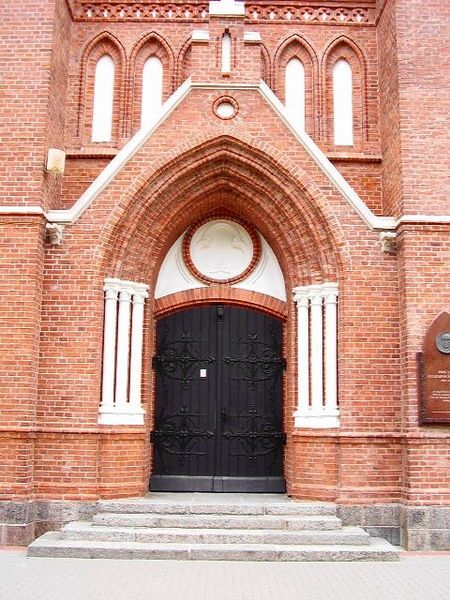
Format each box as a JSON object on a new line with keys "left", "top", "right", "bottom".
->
{"left": 183, "top": 218, "right": 260, "bottom": 284}
{"left": 436, "top": 332, "right": 450, "bottom": 354}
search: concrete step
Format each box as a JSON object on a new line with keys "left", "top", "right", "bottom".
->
{"left": 28, "top": 532, "right": 398, "bottom": 561}
{"left": 61, "top": 522, "right": 370, "bottom": 546}
{"left": 92, "top": 512, "right": 342, "bottom": 531}
{"left": 96, "top": 499, "right": 336, "bottom": 517}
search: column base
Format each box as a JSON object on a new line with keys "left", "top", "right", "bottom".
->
{"left": 293, "top": 409, "right": 340, "bottom": 429}
{"left": 98, "top": 407, "right": 145, "bottom": 425}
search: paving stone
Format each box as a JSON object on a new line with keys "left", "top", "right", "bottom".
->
{"left": 2, "top": 550, "right": 449, "bottom": 600}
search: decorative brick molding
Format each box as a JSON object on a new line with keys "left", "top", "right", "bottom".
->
{"left": 246, "top": 3, "right": 374, "bottom": 25}
{"left": 154, "top": 287, "right": 287, "bottom": 318}
{"left": 293, "top": 283, "right": 340, "bottom": 428}
{"left": 72, "top": 2, "right": 375, "bottom": 25}
{"left": 212, "top": 95, "right": 240, "bottom": 120}
{"left": 99, "top": 278, "right": 149, "bottom": 425}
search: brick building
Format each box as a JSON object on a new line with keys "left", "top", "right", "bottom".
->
{"left": 0, "top": 0, "right": 449, "bottom": 551}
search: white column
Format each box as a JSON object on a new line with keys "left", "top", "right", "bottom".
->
{"left": 293, "top": 288, "right": 310, "bottom": 416}
{"left": 293, "top": 282, "right": 340, "bottom": 429}
{"left": 99, "top": 278, "right": 149, "bottom": 425}
{"left": 129, "top": 285, "right": 148, "bottom": 414}
{"left": 310, "top": 286, "right": 324, "bottom": 413}
{"left": 100, "top": 283, "right": 119, "bottom": 414}
{"left": 115, "top": 286, "right": 133, "bottom": 411}
{"left": 324, "top": 284, "right": 339, "bottom": 414}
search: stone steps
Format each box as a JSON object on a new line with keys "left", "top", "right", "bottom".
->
{"left": 96, "top": 499, "right": 337, "bottom": 516}
{"left": 92, "top": 512, "right": 343, "bottom": 531}
{"left": 60, "top": 522, "right": 370, "bottom": 546}
{"left": 28, "top": 532, "right": 398, "bottom": 561}
{"left": 27, "top": 495, "right": 399, "bottom": 561}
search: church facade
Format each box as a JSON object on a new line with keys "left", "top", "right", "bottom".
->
{"left": 1, "top": 0, "right": 449, "bottom": 550}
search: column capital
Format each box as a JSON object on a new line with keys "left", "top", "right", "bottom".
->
{"left": 118, "top": 288, "right": 133, "bottom": 303}
{"left": 132, "top": 293, "right": 146, "bottom": 305}
{"left": 104, "top": 277, "right": 149, "bottom": 297}
{"left": 104, "top": 287, "right": 119, "bottom": 300}
{"left": 103, "top": 277, "right": 149, "bottom": 302}
{"left": 103, "top": 279, "right": 121, "bottom": 294}
{"left": 293, "top": 285, "right": 310, "bottom": 304}
{"left": 309, "top": 287, "right": 324, "bottom": 306}
{"left": 322, "top": 282, "right": 339, "bottom": 304}
{"left": 132, "top": 283, "right": 149, "bottom": 301}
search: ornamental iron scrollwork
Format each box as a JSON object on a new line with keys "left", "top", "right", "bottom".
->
{"left": 153, "top": 326, "right": 215, "bottom": 390}
{"left": 151, "top": 404, "right": 214, "bottom": 471}
{"left": 221, "top": 404, "right": 285, "bottom": 473}
{"left": 223, "top": 327, "right": 285, "bottom": 391}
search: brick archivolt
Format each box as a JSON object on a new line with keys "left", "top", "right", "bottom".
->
{"left": 99, "top": 135, "right": 345, "bottom": 289}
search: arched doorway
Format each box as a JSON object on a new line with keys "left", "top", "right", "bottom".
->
{"left": 98, "top": 135, "right": 344, "bottom": 499}
{"left": 150, "top": 304, "right": 285, "bottom": 492}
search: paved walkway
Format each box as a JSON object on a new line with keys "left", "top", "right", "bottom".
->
{"left": 1, "top": 548, "right": 450, "bottom": 600}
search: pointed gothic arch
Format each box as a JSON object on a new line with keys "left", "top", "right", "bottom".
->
{"left": 129, "top": 32, "right": 175, "bottom": 135}
{"left": 97, "top": 134, "right": 348, "bottom": 290}
{"left": 260, "top": 42, "right": 272, "bottom": 88}
{"left": 176, "top": 36, "right": 192, "bottom": 87}
{"left": 77, "top": 31, "right": 126, "bottom": 145}
{"left": 322, "top": 36, "right": 368, "bottom": 149}
{"left": 273, "top": 34, "right": 319, "bottom": 138}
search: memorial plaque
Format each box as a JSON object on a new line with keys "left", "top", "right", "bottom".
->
{"left": 418, "top": 312, "right": 450, "bottom": 424}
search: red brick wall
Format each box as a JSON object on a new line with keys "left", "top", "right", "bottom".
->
{"left": 389, "top": 0, "right": 450, "bottom": 505}
{"left": 377, "top": 0, "right": 403, "bottom": 216}
{"left": 0, "top": 1, "right": 448, "bottom": 510}
{"left": 394, "top": 0, "right": 450, "bottom": 215}
{"left": 0, "top": 218, "right": 45, "bottom": 499}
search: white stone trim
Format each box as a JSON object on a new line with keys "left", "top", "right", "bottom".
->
{"left": 293, "top": 282, "right": 340, "bottom": 428}
{"left": 258, "top": 82, "right": 395, "bottom": 232}
{"left": 293, "top": 288, "right": 309, "bottom": 414}
{"left": 155, "top": 231, "right": 286, "bottom": 301}
{"left": 209, "top": 0, "right": 245, "bottom": 17}
{"left": 243, "top": 32, "right": 262, "bottom": 43}
{"left": 46, "top": 78, "right": 192, "bottom": 224}
{"left": 0, "top": 206, "right": 46, "bottom": 216}
{"left": 99, "top": 278, "right": 149, "bottom": 425}
{"left": 36, "top": 78, "right": 449, "bottom": 232}
{"left": 192, "top": 30, "right": 209, "bottom": 42}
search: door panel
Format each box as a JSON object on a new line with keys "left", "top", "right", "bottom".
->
{"left": 151, "top": 306, "right": 217, "bottom": 489}
{"left": 150, "top": 305, "right": 285, "bottom": 492}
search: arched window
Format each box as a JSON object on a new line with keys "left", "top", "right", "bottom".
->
{"left": 91, "top": 55, "right": 115, "bottom": 142}
{"left": 333, "top": 58, "right": 353, "bottom": 146}
{"left": 221, "top": 32, "right": 231, "bottom": 74}
{"left": 141, "top": 56, "right": 163, "bottom": 128}
{"left": 285, "top": 58, "right": 305, "bottom": 131}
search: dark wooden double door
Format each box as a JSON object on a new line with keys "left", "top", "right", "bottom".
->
{"left": 150, "top": 305, "right": 286, "bottom": 492}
